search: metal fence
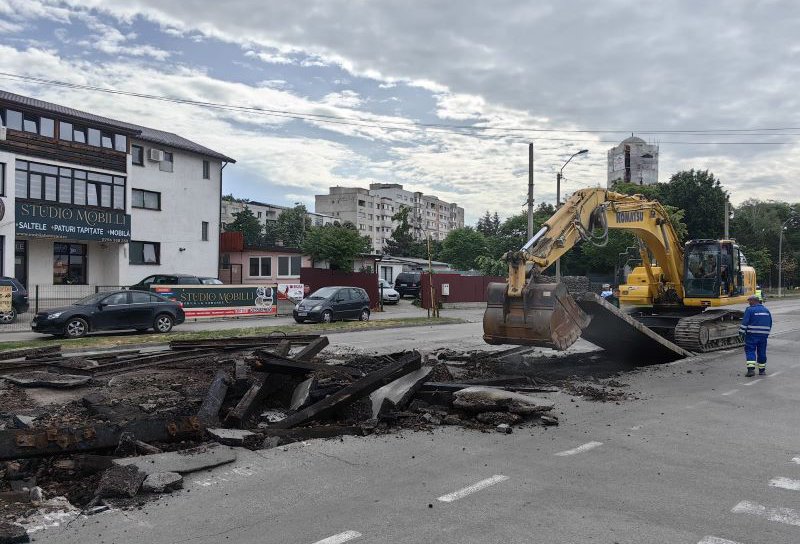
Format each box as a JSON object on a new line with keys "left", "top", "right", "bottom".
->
{"left": 1, "top": 285, "right": 125, "bottom": 333}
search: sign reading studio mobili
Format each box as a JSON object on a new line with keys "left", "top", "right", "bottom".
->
{"left": 15, "top": 201, "right": 131, "bottom": 242}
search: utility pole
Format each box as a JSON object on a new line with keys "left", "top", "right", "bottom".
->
{"left": 555, "top": 170, "right": 562, "bottom": 281}
{"left": 527, "top": 142, "right": 534, "bottom": 240}
{"left": 724, "top": 197, "right": 730, "bottom": 239}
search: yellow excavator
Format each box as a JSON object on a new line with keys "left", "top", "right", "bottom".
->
{"left": 483, "top": 188, "right": 757, "bottom": 353}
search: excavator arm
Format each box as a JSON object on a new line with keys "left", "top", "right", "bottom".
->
{"left": 484, "top": 187, "right": 686, "bottom": 349}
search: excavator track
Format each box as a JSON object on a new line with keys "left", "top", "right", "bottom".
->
{"left": 673, "top": 310, "right": 745, "bottom": 352}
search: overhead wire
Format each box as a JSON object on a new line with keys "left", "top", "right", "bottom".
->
{"left": 0, "top": 72, "right": 798, "bottom": 145}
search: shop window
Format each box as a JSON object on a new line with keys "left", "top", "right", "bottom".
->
{"left": 132, "top": 189, "right": 160, "bottom": 210}
{"left": 53, "top": 243, "right": 87, "bottom": 285}
{"left": 159, "top": 152, "right": 174, "bottom": 173}
{"left": 203, "top": 160, "right": 210, "bottom": 179}
{"left": 278, "top": 255, "right": 301, "bottom": 277}
{"left": 249, "top": 257, "right": 272, "bottom": 277}
{"left": 132, "top": 145, "right": 144, "bottom": 166}
{"left": 130, "top": 241, "right": 160, "bottom": 265}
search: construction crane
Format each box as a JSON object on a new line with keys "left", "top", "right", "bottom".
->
{"left": 483, "top": 188, "right": 757, "bottom": 353}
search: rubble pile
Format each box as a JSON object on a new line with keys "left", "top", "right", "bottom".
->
{"left": 0, "top": 336, "right": 631, "bottom": 529}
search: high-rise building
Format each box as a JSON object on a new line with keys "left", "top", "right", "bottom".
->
{"left": 314, "top": 183, "right": 465, "bottom": 253}
{"left": 607, "top": 136, "right": 659, "bottom": 186}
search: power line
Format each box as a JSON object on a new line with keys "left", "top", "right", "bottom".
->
{"left": 0, "top": 72, "right": 798, "bottom": 145}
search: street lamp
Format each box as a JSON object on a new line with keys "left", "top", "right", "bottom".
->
{"left": 778, "top": 213, "right": 797, "bottom": 297}
{"left": 555, "top": 149, "right": 589, "bottom": 281}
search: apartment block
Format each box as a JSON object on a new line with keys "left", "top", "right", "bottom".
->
{"left": 314, "top": 183, "right": 465, "bottom": 253}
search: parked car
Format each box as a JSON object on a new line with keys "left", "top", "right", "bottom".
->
{"left": 394, "top": 272, "right": 422, "bottom": 298}
{"left": 0, "top": 277, "right": 29, "bottom": 324}
{"left": 293, "top": 286, "right": 370, "bottom": 324}
{"left": 130, "top": 274, "right": 203, "bottom": 290}
{"left": 378, "top": 279, "right": 400, "bottom": 304}
{"left": 31, "top": 290, "right": 185, "bottom": 338}
{"left": 199, "top": 277, "right": 223, "bottom": 285}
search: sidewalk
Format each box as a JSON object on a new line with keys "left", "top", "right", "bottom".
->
{"left": 0, "top": 300, "right": 484, "bottom": 343}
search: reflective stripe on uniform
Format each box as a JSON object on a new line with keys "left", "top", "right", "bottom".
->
{"left": 747, "top": 361, "right": 756, "bottom": 368}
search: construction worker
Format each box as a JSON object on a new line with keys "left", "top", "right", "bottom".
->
{"left": 739, "top": 294, "right": 772, "bottom": 377}
{"left": 755, "top": 285, "right": 763, "bottom": 301}
{"left": 600, "top": 283, "right": 612, "bottom": 298}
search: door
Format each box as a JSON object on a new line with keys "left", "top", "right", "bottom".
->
{"left": 331, "top": 288, "right": 350, "bottom": 319}
{"left": 14, "top": 240, "right": 27, "bottom": 288}
{"left": 347, "top": 288, "right": 363, "bottom": 318}
{"left": 93, "top": 292, "right": 130, "bottom": 330}
{"left": 129, "top": 290, "right": 156, "bottom": 328}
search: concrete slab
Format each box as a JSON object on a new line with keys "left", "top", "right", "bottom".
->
{"left": 370, "top": 366, "right": 433, "bottom": 417}
{"left": 113, "top": 443, "right": 237, "bottom": 475}
{"left": 206, "top": 428, "right": 257, "bottom": 447}
{"left": 289, "top": 377, "right": 315, "bottom": 411}
{"left": 452, "top": 386, "right": 554, "bottom": 413}
{"left": 574, "top": 292, "right": 690, "bottom": 363}
{"left": 141, "top": 472, "right": 183, "bottom": 493}
{"left": 4, "top": 372, "right": 91, "bottom": 388}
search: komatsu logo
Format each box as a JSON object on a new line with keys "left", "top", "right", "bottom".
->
{"left": 616, "top": 211, "right": 644, "bottom": 223}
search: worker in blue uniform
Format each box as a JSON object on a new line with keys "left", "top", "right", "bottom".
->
{"left": 739, "top": 294, "right": 772, "bottom": 377}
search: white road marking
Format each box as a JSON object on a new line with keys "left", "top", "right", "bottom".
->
{"left": 769, "top": 477, "right": 800, "bottom": 491}
{"left": 793, "top": 456, "right": 800, "bottom": 464}
{"left": 312, "top": 530, "right": 362, "bottom": 544}
{"left": 768, "top": 370, "right": 783, "bottom": 378}
{"left": 741, "top": 379, "right": 761, "bottom": 387}
{"left": 685, "top": 400, "right": 709, "bottom": 409}
{"left": 437, "top": 474, "right": 509, "bottom": 502}
{"left": 698, "top": 537, "right": 742, "bottom": 544}
{"left": 731, "top": 500, "right": 800, "bottom": 527}
{"left": 720, "top": 389, "right": 739, "bottom": 396}
{"left": 555, "top": 441, "right": 603, "bottom": 456}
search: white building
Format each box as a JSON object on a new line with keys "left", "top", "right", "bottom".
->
{"left": 314, "top": 183, "right": 465, "bottom": 253}
{"left": 607, "top": 136, "right": 659, "bottom": 186}
{"left": 0, "top": 90, "right": 234, "bottom": 290}
{"left": 220, "top": 198, "right": 334, "bottom": 230}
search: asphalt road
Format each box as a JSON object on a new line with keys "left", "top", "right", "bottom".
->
{"left": 34, "top": 298, "right": 800, "bottom": 544}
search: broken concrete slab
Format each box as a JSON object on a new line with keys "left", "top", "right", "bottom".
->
{"left": 206, "top": 428, "right": 257, "bottom": 447}
{"left": 141, "top": 472, "right": 183, "bottom": 493}
{"left": 293, "top": 336, "right": 330, "bottom": 361}
{"left": 4, "top": 371, "right": 91, "bottom": 388}
{"left": 290, "top": 377, "right": 315, "bottom": 411}
{"left": 453, "top": 386, "right": 554, "bottom": 414}
{"left": 476, "top": 412, "right": 522, "bottom": 426}
{"left": 0, "top": 522, "right": 29, "bottom": 544}
{"left": 270, "top": 351, "right": 422, "bottom": 429}
{"left": 12, "top": 415, "right": 35, "bottom": 430}
{"left": 196, "top": 370, "right": 231, "bottom": 425}
{"left": 495, "top": 424, "right": 512, "bottom": 434}
{"left": 96, "top": 464, "right": 146, "bottom": 498}
{"left": 370, "top": 366, "right": 432, "bottom": 417}
{"left": 226, "top": 373, "right": 288, "bottom": 427}
{"left": 113, "top": 443, "right": 237, "bottom": 475}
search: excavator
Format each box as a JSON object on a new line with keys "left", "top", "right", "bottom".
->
{"left": 483, "top": 188, "right": 757, "bottom": 353}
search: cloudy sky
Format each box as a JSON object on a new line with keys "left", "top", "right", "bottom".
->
{"left": 1, "top": 0, "right": 798, "bottom": 223}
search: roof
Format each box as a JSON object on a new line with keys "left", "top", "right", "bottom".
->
{"left": 0, "top": 89, "right": 235, "bottom": 163}
{"left": 621, "top": 136, "right": 647, "bottom": 145}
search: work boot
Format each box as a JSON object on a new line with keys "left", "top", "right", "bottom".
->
{"left": 759, "top": 368, "right": 766, "bottom": 376}
{"left": 745, "top": 368, "right": 756, "bottom": 377}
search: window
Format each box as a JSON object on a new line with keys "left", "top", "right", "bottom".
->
{"left": 159, "top": 152, "right": 174, "bottom": 173}
{"left": 87, "top": 128, "right": 101, "bottom": 147}
{"left": 4, "top": 109, "right": 22, "bottom": 130}
{"left": 59, "top": 121, "right": 72, "bottom": 141}
{"left": 131, "top": 145, "right": 144, "bottom": 166}
{"left": 249, "top": 257, "right": 272, "bottom": 277}
{"left": 202, "top": 221, "right": 209, "bottom": 241}
{"left": 101, "top": 132, "right": 113, "bottom": 149}
{"left": 72, "top": 126, "right": 87, "bottom": 144}
{"left": 130, "top": 241, "right": 160, "bottom": 265}
{"left": 103, "top": 292, "right": 128, "bottom": 305}
{"left": 114, "top": 134, "right": 127, "bottom": 152}
{"left": 22, "top": 113, "right": 38, "bottom": 133}
{"left": 202, "top": 160, "right": 210, "bottom": 179}
{"left": 40, "top": 118, "right": 54, "bottom": 138}
{"left": 132, "top": 189, "right": 160, "bottom": 210}
{"left": 0, "top": 163, "right": 4, "bottom": 196}
{"left": 53, "top": 243, "right": 86, "bottom": 285}
{"left": 278, "top": 255, "right": 301, "bottom": 277}
{"left": 15, "top": 161, "right": 125, "bottom": 210}
{"left": 130, "top": 291, "right": 151, "bottom": 304}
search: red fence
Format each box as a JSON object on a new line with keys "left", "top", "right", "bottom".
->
{"left": 299, "top": 268, "right": 380, "bottom": 309}
{"left": 420, "top": 273, "right": 505, "bottom": 309}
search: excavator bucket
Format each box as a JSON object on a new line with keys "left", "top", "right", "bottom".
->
{"left": 483, "top": 281, "right": 591, "bottom": 350}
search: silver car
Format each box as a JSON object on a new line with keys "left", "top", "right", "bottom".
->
{"left": 378, "top": 279, "right": 400, "bottom": 304}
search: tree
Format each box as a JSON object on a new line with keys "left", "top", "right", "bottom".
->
{"left": 225, "top": 206, "right": 264, "bottom": 248}
{"left": 475, "top": 255, "right": 507, "bottom": 276}
{"left": 385, "top": 205, "right": 417, "bottom": 256}
{"left": 741, "top": 246, "right": 772, "bottom": 283}
{"left": 439, "top": 227, "right": 488, "bottom": 270}
{"left": 301, "top": 222, "right": 371, "bottom": 271}
{"left": 276, "top": 204, "right": 311, "bottom": 248}
{"left": 476, "top": 211, "right": 500, "bottom": 237}
{"left": 660, "top": 170, "right": 727, "bottom": 240}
